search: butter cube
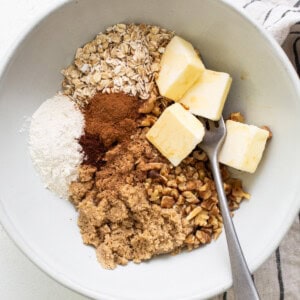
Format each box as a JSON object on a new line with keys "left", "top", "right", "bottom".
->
{"left": 146, "top": 103, "right": 205, "bottom": 166}
{"left": 156, "top": 36, "right": 205, "bottom": 101}
{"left": 180, "top": 70, "right": 232, "bottom": 121}
{"left": 219, "top": 120, "right": 269, "bottom": 173}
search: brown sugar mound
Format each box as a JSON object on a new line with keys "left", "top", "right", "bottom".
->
{"left": 70, "top": 128, "right": 188, "bottom": 269}
{"left": 79, "top": 184, "right": 185, "bottom": 269}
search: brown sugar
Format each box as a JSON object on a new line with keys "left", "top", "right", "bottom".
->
{"left": 70, "top": 129, "right": 188, "bottom": 269}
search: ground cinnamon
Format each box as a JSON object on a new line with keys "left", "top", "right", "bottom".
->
{"left": 79, "top": 133, "right": 106, "bottom": 169}
{"left": 79, "top": 92, "right": 141, "bottom": 168}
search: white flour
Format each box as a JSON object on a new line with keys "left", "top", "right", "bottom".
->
{"left": 19, "top": 116, "right": 31, "bottom": 133}
{"left": 29, "top": 95, "right": 84, "bottom": 199}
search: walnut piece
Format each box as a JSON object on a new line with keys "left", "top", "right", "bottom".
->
{"left": 228, "top": 112, "right": 245, "bottom": 123}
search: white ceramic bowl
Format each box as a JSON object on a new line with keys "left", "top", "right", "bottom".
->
{"left": 0, "top": 0, "right": 299, "bottom": 299}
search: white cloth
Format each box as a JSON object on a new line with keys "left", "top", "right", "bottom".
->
{"left": 212, "top": 2, "right": 300, "bottom": 299}
{"left": 235, "top": 0, "right": 300, "bottom": 44}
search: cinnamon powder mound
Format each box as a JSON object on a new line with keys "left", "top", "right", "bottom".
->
{"left": 79, "top": 92, "right": 141, "bottom": 168}
{"left": 79, "top": 133, "right": 106, "bottom": 169}
{"left": 83, "top": 92, "right": 140, "bottom": 147}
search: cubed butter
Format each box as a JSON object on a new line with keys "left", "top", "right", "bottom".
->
{"left": 146, "top": 103, "right": 205, "bottom": 166}
{"left": 156, "top": 36, "right": 205, "bottom": 101}
{"left": 219, "top": 120, "right": 269, "bottom": 173}
{"left": 180, "top": 70, "right": 232, "bottom": 120}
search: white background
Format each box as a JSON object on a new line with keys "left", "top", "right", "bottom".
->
{"left": 0, "top": 2, "right": 88, "bottom": 299}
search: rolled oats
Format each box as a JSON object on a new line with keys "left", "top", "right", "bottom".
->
{"left": 62, "top": 24, "right": 174, "bottom": 107}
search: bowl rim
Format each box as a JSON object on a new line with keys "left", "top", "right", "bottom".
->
{"left": 0, "top": 0, "right": 300, "bottom": 299}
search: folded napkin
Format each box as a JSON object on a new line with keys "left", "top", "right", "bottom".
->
{"left": 213, "top": 1, "right": 300, "bottom": 299}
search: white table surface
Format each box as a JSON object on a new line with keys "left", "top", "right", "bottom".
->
{"left": 0, "top": 2, "right": 88, "bottom": 299}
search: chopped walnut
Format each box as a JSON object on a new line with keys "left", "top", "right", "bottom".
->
{"left": 140, "top": 114, "right": 157, "bottom": 127}
{"left": 186, "top": 207, "right": 202, "bottom": 221}
{"left": 196, "top": 230, "right": 211, "bottom": 244}
{"left": 194, "top": 209, "right": 209, "bottom": 226}
{"left": 161, "top": 196, "right": 175, "bottom": 208}
{"left": 228, "top": 112, "right": 245, "bottom": 123}
{"left": 261, "top": 125, "right": 273, "bottom": 140}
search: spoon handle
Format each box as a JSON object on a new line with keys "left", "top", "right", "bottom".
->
{"left": 210, "top": 154, "right": 260, "bottom": 300}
